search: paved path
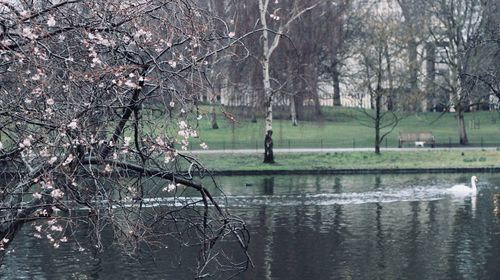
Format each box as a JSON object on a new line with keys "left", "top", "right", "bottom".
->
{"left": 189, "top": 147, "right": 498, "bottom": 154}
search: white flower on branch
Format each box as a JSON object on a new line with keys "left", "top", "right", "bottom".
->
{"left": 123, "top": 136, "right": 131, "bottom": 147}
{"left": 168, "top": 60, "right": 177, "bottom": 68}
{"left": 47, "top": 15, "right": 56, "bottom": 27}
{"left": 46, "top": 98, "right": 55, "bottom": 106}
{"left": 62, "top": 154, "right": 74, "bottom": 166}
{"left": 41, "top": 180, "right": 53, "bottom": 189}
{"left": 125, "top": 79, "right": 140, "bottom": 89}
{"left": 48, "top": 156, "right": 58, "bottom": 165}
{"left": 104, "top": 164, "right": 113, "bottom": 173}
{"left": 67, "top": 119, "right": 78, "bottom": 130}
{"left": 155, "top": 136, "right": 165, "bottom": 146}
{"left": 21, "top": 27, "right": 38, "bottom": 40}
{"left": 50, "top": 225, "right": 63, "bottom": 232}
{"left": 163, "top": 183, "right": 176, "bottom": 193}
{"left": 50, "top": 189, "right": 64, "bottom": 199}
{"left": 20, "top": 136, "right": 32, "bottom": 148}
{"left": 32, "top": 192, "right": 42, "bottom": 199}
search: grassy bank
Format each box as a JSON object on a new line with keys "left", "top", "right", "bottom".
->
{"left": 195, "top": 150, "right": 500, "bottom": 172}
{"left": 192, "top": 107, "right": 500, "bottom": 149}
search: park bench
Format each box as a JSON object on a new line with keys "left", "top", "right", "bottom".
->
{"left": 398, "top": 132, "right": 435, "bottom": 148}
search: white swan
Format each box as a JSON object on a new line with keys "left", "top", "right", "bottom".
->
{"left": 446, "top": 176, "right": 478, "bottom": 195}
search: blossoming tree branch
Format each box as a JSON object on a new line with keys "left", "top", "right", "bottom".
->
{"left": 0, "top": 0, "right": 250, "bottom": 277}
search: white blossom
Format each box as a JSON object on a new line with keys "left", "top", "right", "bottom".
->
{"left": 62, "top": 154, "right": 74, "bottom": 166}
{"left": 125, "top": 79, "right": 140, "bottom": 88}
{"left": 163, "top": 183, "right": 176, "bottom": 193}
{"left": 123, "top": 136, "right": 131, "bottom": 147}
{"left": 168, "top": 60, "right": 177, "bottom": 68}
{"left": 20, "top": 137, "right": 32, "bottom": 148}
{"left": 50, "top": 189, "right": 64, "bottom": 199}
{"left": 47, "top": 15, "right": 56, "bottom": 27}
{"left": 67, "top": 119, "right": 78, "bottom": 130}
{"left": 48, "top": 156, "right": 58, "bottom": 165}
{"left": 50, "top": 225, "right": 63, "bottom": 232}
{"left": 104, "top": 164, "right": 113, "bottom": 173}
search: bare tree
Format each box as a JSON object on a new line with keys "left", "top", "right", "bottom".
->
{"left": 425, "top": 0, "right": 485, "bottom": 145}
{"left": 349, "top": 0, "right": 405, "bottom": 154}
{"left": 0, "top": 0, "right": 250, "bottom": 277}
{"left": 258, "top": 0, "right": 318, "bottom": 163}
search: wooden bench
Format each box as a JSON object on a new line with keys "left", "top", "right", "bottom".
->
{"left": 398, "top": 132, "right": 435, "bottom": 148}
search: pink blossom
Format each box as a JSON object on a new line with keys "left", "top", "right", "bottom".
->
{"left": 163, "top": 183, "right": 176, "bottom": 193}
{"left": 62, "top": 154, "right": 74, "bottom": 166}
{"left": 51, "top": 189, "right": 64, "bottom": 199}
{"left": 48, "top": 156, "right": 58, "bottom": 165}
{"left": 67, "top": 119, "right": 78, "bottom": 129}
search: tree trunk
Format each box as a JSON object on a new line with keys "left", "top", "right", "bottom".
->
{"left": 210, "top": 106, "right": 218, "bottom": 129}
{"left": 332, "top": 60, "right": 341, "bottom": 107}
{"left": 290, "top": 96, "right": 298, "bottom": 126}
{"left": 374, "top": 93, "right": 382, "bottom": 155}
{"left": 408, "top": 38, "right": 420, "bottom": 111}
{"left": 456, "top": 106, "right": 469, "bottom": 145}
{"left": 294, "top": 93, "right": 304, "bottom": 119}
{"left": 384, "top": 42, "right": 394, "bottom": 111}
{"left": 259, "top": 0, "right": 274, "bottom": 163}
{"left": 425, "top": 42, "right": 436, "bottom": 111}
{"left": 310, "top": 74, "right": 322, "bottom": 117}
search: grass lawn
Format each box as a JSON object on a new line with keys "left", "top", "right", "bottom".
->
{"left": 194, "top": 150, "right": 500, "bottom": 171}
{"left": 192, "top": 106, "right": 500, "bottom": 149}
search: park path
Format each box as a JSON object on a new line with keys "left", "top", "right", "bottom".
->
{"left": 189, "top": 146, "right": 498, "bottom": 154}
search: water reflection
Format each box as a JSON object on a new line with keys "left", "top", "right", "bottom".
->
{"left": 2, "top": 173, "right": 500, "bottom": 280}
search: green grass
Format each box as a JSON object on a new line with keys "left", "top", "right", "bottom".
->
{"left": 195, "top": 150, "right": 500, "bottom": 171}
{"left": 191, "top": 106, "right": 500, "bottom": 149}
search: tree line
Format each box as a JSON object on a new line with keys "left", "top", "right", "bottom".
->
{"left": 208, "top": 0, "right": 499, "bottom": 154}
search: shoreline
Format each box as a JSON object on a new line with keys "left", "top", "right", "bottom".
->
{"left": 209, "top": 167, "right": 500, "bottom": 176}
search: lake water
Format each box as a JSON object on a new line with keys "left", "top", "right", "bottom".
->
{"left": 2, "top": 173, "right": 500, "bottom": 279}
